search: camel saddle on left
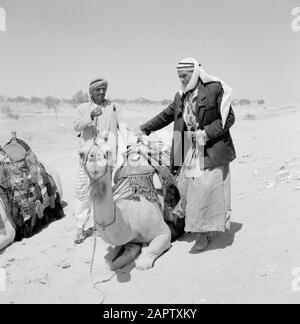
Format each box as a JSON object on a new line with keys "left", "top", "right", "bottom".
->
{"left": 0, "top": 135, "right": 61, "bottom": 238}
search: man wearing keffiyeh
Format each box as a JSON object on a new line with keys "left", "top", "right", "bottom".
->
{"left": 135, "top": 58, "right": 236, "bottom": 252}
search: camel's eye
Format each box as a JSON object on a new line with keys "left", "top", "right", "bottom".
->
{"left": 79, "top": 152, "right": 85, "bottom": 159}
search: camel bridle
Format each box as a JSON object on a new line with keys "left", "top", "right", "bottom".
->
{"left": 82, "top": 141, "right": 109, "bottom": 184}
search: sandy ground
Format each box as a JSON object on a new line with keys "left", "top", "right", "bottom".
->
{"left": 0, "top": 103, "right": 300, "bottom": 304}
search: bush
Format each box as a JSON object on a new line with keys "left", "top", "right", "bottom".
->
{"left": 44, "top": 96, "right": 61, "bottom": 117}
{"left": 243, "top": 113, "right": 256, "bottom": 120}
{"left": 30, "top": 96, "right": 43, "bottom": 105}
{"left": 0, "top": 103, "right": 11, "bottom": 115}
{"left": 71, "top": 90, "right": 89, "bottom": 107}
{"left": 239, "top": 99, "right": 251, "bottom": 106}
{"left": 0, "top": 103, "right": 20, "bottom": 120}
{"left": 7, "top": 110, "right": 20, "bottom": 120}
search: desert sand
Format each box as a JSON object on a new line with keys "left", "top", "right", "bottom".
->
{"left": 0, "top": 102, "right": 300, "bottom": 304}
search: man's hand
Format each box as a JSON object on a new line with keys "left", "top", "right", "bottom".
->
{"left": 90, "top": 106, "right": 103, "bottom": 120}
{"left": 196, "top": 130, "right": 208, "bottom": 146}
{"left": 133, "top": 126, "right": 145, "bottom": 137}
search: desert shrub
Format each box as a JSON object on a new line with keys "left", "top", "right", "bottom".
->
{"left": 44, "top": 96, "right": 61, "bottom": 117}
{"left": 30, "top": 96, "right": 43, "bottom": 105}
{"left": 243, "top": 113, "right": 256, "bottom": 120}
{"left": 71, "top": 90, "right": 89, "bottom": 107}
{"left": 0, "top": 103, "right": 11, "bottom": 115}
{"left": 0, "top": 103, "right": 20, "bottom": 119}
{"left": 239, "top": 99, "right": 251, "bottom": 106}
{"left": 7, "top": 110, "right": 20, "bottom": 120}
{"left": 15, "top": 96, "right": 28, "bottom": 104}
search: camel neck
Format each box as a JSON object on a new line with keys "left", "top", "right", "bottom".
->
{"left": 90, "top": 171, "right": 115, "bottom": 230}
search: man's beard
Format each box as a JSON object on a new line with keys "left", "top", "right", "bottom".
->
{"left": 92, "top": 97, "right": 105, "bottom": 105}
{"left": 92, "top": 93, "right": 106, "bottom": 105}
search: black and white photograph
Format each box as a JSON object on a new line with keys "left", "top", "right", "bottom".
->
{"left": 0, "top": 0, "right": 299, "bottom": 306}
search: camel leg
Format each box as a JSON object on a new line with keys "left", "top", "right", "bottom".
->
{"left": 136, "top": 232, "right": 171, "bottom": 271}
{"left": 111, "top": 243, "right": 141, "bottom": 270}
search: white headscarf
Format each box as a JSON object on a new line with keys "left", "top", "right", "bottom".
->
{"left": 177, "top": 57, "right": 233, "bottom": 128}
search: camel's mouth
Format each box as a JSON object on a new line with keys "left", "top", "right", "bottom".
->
{"left": 85, "top": 160, "right": 108, "bottom": 179}
{"left": 89, "top": 168, "right": 107, "bottom": 180}
{"left": 79, "top": 142, "right": 110, "bottom": 179}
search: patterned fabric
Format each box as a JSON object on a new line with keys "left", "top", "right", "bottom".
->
{"left": 177, "top": 58, "right": 198, "bottom": 94}
{"left": 114, "top": 173, "right": 159, "bottom": 204}
{"left": 0, "top": 138, "right": 59, "bottom": 234}
{"left": 113, "top": 142, "right": 181, "bottom": 214}
{"left": 113, "top": 141, "right": 167, "bottom": 205}
{"left": 183, "top": 88, "right": 199, "bottom": 131}
{"left": 0, "top": 187, "right": 12, "bottom": 230}
{"left": 181, "top": 91, "right": 206, "bottom": 179}
{"left": 177, "top": 60, "right": 195, "bottom": 73}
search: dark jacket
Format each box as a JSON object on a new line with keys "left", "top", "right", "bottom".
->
{"left": 140, "top": 81, "right": 236, "bottom": 172}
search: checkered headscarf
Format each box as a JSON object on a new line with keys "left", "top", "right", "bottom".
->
{"left": 177, "top": 57, "right": 233, "bottom": 128}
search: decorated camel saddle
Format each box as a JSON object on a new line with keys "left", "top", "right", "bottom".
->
{"left": 113, "top": 139, "right": 185, "bottom": 241}
{"left": 0, "top": 132, "right": 63, "bottom": 244}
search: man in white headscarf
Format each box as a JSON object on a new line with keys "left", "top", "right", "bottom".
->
{"left": 135, "top": 58, "right": 236, "bottom": 251}
{"left": 73, "top": 78, "right": 119, "bottom": 244}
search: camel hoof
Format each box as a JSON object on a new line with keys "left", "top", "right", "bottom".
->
{"left": 136, "top": 256, "right": 155, "bottom": 271}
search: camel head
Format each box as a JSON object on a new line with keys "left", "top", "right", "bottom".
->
{"left": 79, "top": 141, "right": 112, "bottom": 181}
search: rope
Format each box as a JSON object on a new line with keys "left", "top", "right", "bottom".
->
{"left": 88, "top": 177, "right": 130, "bottom": 304}
{"left": 89, "top": 228, "right": 106, "bottom": 304}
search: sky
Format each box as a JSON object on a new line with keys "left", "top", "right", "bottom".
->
{"left": 0, "top": 0, "right": 299, "bottom": 105}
